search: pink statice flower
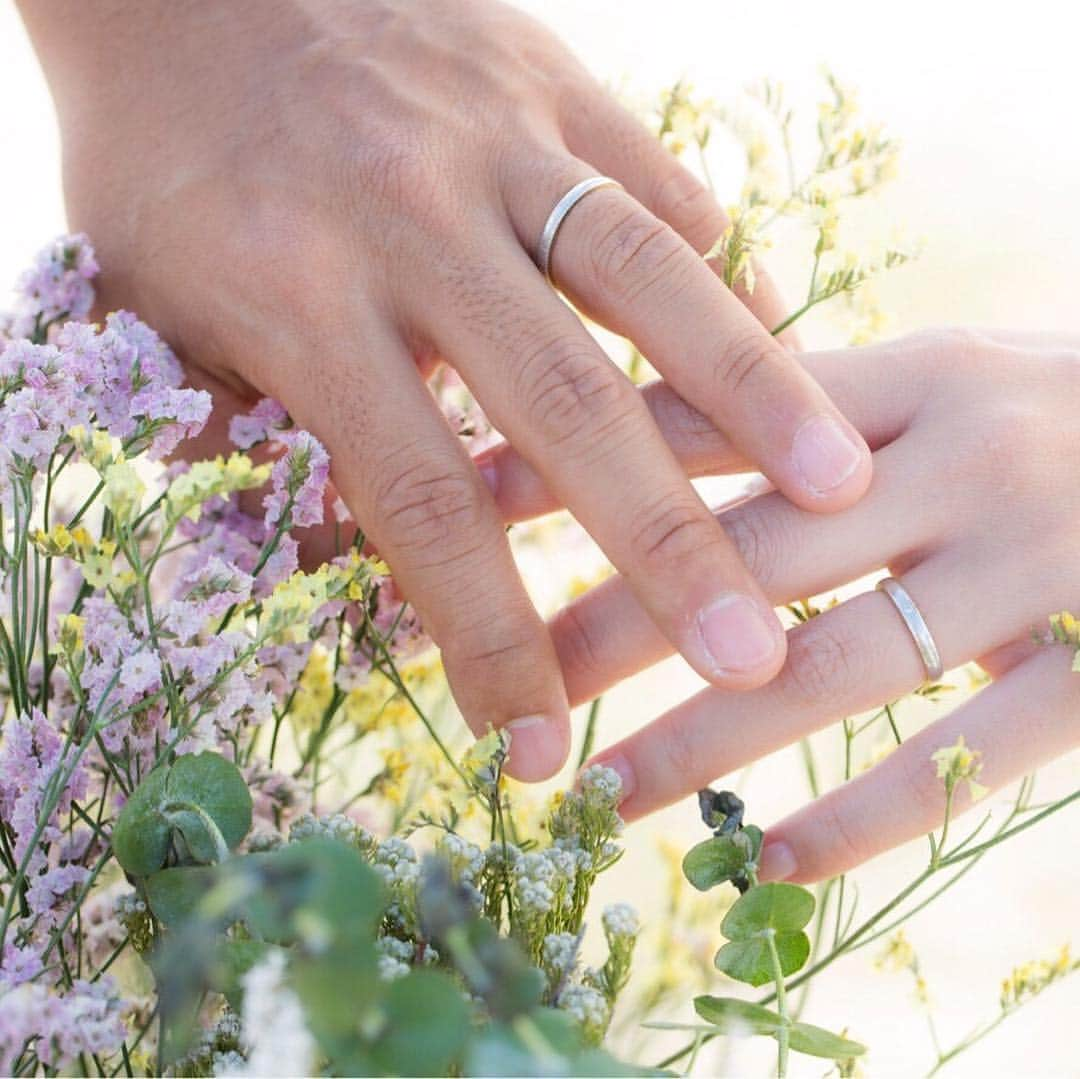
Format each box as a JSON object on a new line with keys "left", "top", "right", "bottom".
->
{"left": 0, "top": 978, "right": 127, "bottom": 1074}
{"left": 263, "top": 428, "right": 331, "bottom": 530}
{"left": 2, "top": 233, "right": 98, "bottom": 341}
{"left": 229, "top": 397, "right": 289, "bottom": 450}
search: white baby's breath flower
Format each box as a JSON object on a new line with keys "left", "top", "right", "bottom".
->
{"left": 222, "top": 951, "right": 315, "bottom": 1078}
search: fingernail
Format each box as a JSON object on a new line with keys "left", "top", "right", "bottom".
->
{"left": 758, "top": 840, "right": 797, "bottom": 881}
{"left": 697, "top": 593, "right": 781, "bottom": 675}
{"left": 477, "top": 458, "right": 498, "bottom": 496}
{"left": 585, "top": 752, "right": 635, "bottom": 804}
{"left": 505, "top": 714, "right": 561, "bottom": 781}
{"left": 791, "top": 414, "right": 862, "bottom": 496}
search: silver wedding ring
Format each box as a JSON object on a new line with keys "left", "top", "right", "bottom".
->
{"left": 536, "top": 176, "right": 622, "bottom": 285}
{"left": 876, "top": 576, "right": 944, "bottom": 684}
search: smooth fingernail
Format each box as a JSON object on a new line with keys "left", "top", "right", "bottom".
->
{"left": 791, "top": 414, "right": 862, "bottom": 496}
{"left": 505, "top": 714, "right": 561, "bottom": 781}
{"left": 697, "top": 593, "right": 781, "bottom": 675}
{"left": 758, "top": 840, "right": 797, "bottom": 881}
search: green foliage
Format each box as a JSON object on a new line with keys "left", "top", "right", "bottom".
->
{"left": 112, "top": 752, "right": 252, "bottom": 877}
{"left": 684, "top": 791, "right": 864, "bottom": 1076}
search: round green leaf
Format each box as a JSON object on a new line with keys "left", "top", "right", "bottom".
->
{"left": 162, "top": 806, "right": 230, "bottom": 865}
{"left": 682, "top": 836, "right": 750, "bottom": 892}
{"left": 693, "top": 995, "right": 782, "bottom": 1036}
{"left": 788, "top": 1021, "right": 867, "bottom": 1060}
{"left": 721, "top": 882, "right": 815, "bottom": 939}
{"left": 166, "top": 752, "right": 252, "bottom": 851}
{"left": 112, "top": 767, "right": 171, "bottom": 877}
{"left": 144, "top": 865, "right": 218, "bottom": 926}
{"left": 371, "top": 970, "right": 470, "bottom": 1076}
{"left": 714, "top": 931, "right": 810, "bottom": 987}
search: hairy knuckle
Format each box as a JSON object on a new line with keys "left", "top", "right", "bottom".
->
{"left": 784, "top": 620, "right": 862, "bottom": 706}
{"left": 516, "top": 340, "right": 635, "bottom": 448}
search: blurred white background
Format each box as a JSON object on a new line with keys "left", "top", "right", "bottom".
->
{"left": 2, "top": 1, "right": 1078, "bottom": 1075}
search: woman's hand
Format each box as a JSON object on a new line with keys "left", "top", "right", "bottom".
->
{"left": 486, "top": 328, "right": 1080, "bottom": 880}
{"left": 18, "top": 0, "right": 871, "bottom": 779}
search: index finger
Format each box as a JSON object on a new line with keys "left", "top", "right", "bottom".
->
{"left": 514, "top": 173, "right": 872, "bottom": 512}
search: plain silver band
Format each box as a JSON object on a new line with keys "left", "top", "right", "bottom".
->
{"left": 536, "top": 176, "right": 622, "bottom": 285}
{"left": 876, "top": 576, "right": 944, "bottom": 683}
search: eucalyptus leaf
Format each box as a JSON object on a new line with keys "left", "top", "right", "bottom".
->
{"left": 693, "top": 995, "right": 782, "bottom": 1036}
{"left": 787, "top": 1021, "right": 867, "bottom": 1060}
{"left": 370, "top": 970, "right": 469, "bottom": 1076}
{"left": 111, "top": 752, "right": 252, "bottom": 878}
{"left": 111, "top": 767, "right": 170, "bottom": 877}
{"left": 682, "top": 836, "right": 750, "bottom": 892}
{"left": 166, "top": 752, "right": 252, "bottom": 851}
{"left": 144, "top": 865, "right": 218, "bottom": 926}
{"left": 714, "top": 932, "right": 811, "bottom": 987}
{"left": 162, "top": 805, "right": 229, "bottom": 865}
{"left": 721, "top": 882, "right": 815, "bottom": 939}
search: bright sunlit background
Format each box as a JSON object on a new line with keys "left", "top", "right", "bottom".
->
{"left": 3, "top": 1, "right": 1078, "bottom": 1075}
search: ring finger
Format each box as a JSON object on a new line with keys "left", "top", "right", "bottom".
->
{"left": 590, "top": 547, "right": 1066, "bottom": 822}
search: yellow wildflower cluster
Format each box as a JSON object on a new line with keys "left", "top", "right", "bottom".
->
{"left": 29, "top": 523, "right": 120, "bottom": 589}
{"left": 930, "top": 735, "right": 988, "bottom": 801}
{"left": 68, "top": 425, "right": 119, "bottom": 471}
{"left": 875, "top": 930, "right": 931, "bottom": 1005}
{"left": 258, "top": 552, "right": 385, "bottom": 643}
{"left": 999, "top": 945, "right": 1075, "bottom": 1011}
{"left": 165, "top": 452, "right": 271, "bottom": 522}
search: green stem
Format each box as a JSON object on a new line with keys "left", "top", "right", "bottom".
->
{"left": 576, "top": 697, "right": 603, "bottom": 772}
{"left": 764, "top": 928, "right": 790, "bottom": 1077}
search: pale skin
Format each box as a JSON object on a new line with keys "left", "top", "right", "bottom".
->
{"left": 16, "top": 0, "right": 872, "bottom": 783}
{"left": 19, "top": 2, "right": 1074, "bottom": 883}
{"left": 484, "top": 328, "right": 1080, "bottom": 881}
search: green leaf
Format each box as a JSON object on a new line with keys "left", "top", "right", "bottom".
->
{"left": 787, "top": 1021, "right": 866, "bottom": 1060}
{"left": 165, "top": 752, "right": 252, "bottom": 852}
{"left": 144, "top": 865, "right": 218, "bottom": 925}
{"left": 682, "top": 836, "right": 749, "bottom": 892}
{"left": 162, "top": 806, "right": 229, "bottom": 865}
{"left": 693, "top": 995, "right": 782, "bottom": 1036}
{"left": 713, "top": 931, "right": 810, "bottom": 987}
{"left": 111, "top": 753, "right": 252, "bottom": 878}
{"left": 370, "top": 970, "right": 469, "bottom": 1076}
{"left": 721, "top": 882, "right": 815, "bottom": 938}
{"left": 112, "top": 767, "right": 170, "bottom": 876}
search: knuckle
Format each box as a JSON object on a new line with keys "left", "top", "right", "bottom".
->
{"left": 657, "top": 719, "right": 702, "bottom": 787}
{"left": 550, "top": 601, "right": 606, "bottom": 683}
{"left": 651, "top": 169, "right": 725, "bottom": 253}
{"left": 374, "top": 451, "right": 486, "bottom": 562}
{"left": 721, "top": 506, "right": 785, "bottom": 591}
{"left": 713, "top": 329, "right": 777, "bottom": 398}
{"left": 630, "top": 494, "right": 723, "bottom": 574}
{"left": 894, "top": 745, "right": 947, "bottom": 828}
{"left": 587, "top": 207, "right": 688, "bottom": 302}
{"left": 515, "top": 339, "right": 637, "bottom": 449}
{"left": 783, "top": 618, "right": 863, "bottom": 706}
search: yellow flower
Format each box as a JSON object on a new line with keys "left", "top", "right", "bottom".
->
{"left": 103, "top": 461, "right": 145, "bottom": 525}
{"left": 81, "top": 538, "right": 117, "bottom": 589}
{"left": 166, "top": 453, "right": 271, "bottom": 522}
{"left": 30, "top": 523, "right": 74, "bottom": 557}
{"left": 930, "top": 735, "right": 988, "bottom": 801}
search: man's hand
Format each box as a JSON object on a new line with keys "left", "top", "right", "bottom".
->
{"left": 18, "top": 0, "right": 871, "bottom": 778}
